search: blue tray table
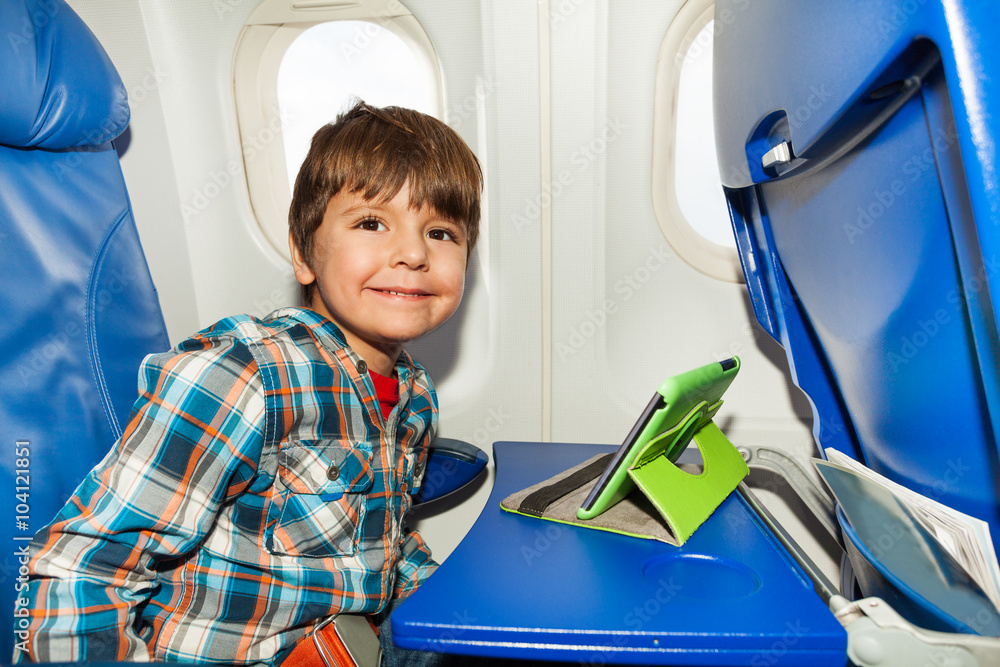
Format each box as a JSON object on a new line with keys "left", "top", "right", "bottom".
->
{"left": 392, "top": 441, "right": 847, "bottom": 666}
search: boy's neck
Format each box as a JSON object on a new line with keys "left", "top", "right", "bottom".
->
{"left": 304, "top": 306, "right": 401, "bottom": 375}
{"left": 341, "top": 328, "right": 401, "bottom": 376}
{"left": 361, "top": 349, "right": 399, "bottom": 377}
{"left": 343, "top": 337, "right": 400, "bottom": 376}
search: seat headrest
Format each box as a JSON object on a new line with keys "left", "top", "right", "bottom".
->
{"left": 0, "top": 0, "right": 129, "bottom": 150}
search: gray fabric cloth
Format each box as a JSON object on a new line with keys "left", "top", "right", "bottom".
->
{"left": 500, "top": 453, "right": 700, "bottom": 545}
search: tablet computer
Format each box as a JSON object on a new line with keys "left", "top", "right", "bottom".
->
{"left": 576, "top": 356, "right": 740, "bottom": 520}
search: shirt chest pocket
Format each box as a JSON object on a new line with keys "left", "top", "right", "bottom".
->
{"left": 266, "top": 441, "right": 374, "bottom": 558}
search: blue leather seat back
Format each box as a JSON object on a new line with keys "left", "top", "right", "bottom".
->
{"left": 1, "top": 0, "right": 169, "bottom": 657}
{"left": 714, "top": 0, "right": 1000, "bottom": 547}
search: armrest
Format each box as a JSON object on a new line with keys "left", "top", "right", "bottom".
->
{"left": 414, "top": 438, "right": 488, "bottom": 505}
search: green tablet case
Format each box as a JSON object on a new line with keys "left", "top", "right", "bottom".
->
{"left": 500, "top": 401, "right": 749, "bottom": 545}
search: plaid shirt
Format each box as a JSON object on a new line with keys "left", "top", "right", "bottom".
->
{"left": 19, "top": 308, "right": 438, "bottom": 665}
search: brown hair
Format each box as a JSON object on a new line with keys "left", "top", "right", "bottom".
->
{"left": 289, "top": 100, "right": 483, "bottom": 298}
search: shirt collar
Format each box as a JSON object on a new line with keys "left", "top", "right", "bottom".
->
{"left": 264, "top": 306, "right": 416, "bottom": 375}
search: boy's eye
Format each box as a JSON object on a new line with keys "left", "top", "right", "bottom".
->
{"left": 428, "top": 228, "right": 460, "bottom": 243}
{"left": 357, "top": 217, "right": 386, "bottom": 231}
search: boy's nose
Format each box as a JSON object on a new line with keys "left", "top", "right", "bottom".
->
{"left": 390, "top": 229, "right": 429, "bottom": 269}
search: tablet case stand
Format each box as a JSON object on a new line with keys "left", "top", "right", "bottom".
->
{"left": 501, "top": 400, "right": 749, "bottom": 545}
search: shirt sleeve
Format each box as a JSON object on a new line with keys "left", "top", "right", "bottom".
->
{"left": 19, "top": 335, "right": 266, "bottom": 663}
{"left": 392, "top": 530, "right": 438, "bottom": 601}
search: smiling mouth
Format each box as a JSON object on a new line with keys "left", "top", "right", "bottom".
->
{"left": 370, "top": 288, "right": 431, "bottom": 298}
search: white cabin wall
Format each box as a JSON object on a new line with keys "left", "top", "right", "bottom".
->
{"left": 66, "top": 0, "right": 832, "bottom": 571}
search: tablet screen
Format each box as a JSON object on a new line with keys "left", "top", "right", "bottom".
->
{"left": 579, "top": 392, "right": 666, "bottom": 513}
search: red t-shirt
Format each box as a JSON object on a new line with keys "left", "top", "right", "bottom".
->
{"left": 368, "top": 369, "right": 399, "bottom": 421}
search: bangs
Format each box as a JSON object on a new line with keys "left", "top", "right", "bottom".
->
{"left": 314, "top": 104, "right": 481, "bottom": 247}
{"left": 342, "top": 132, "right": 480, "bottom": 232}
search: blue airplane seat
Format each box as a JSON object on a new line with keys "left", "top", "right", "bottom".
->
{"left": 714, "top": 0, "right": 1000, "bottom": 635}
{"left": 1, "top": 0, "right": 170, "bottom": 658}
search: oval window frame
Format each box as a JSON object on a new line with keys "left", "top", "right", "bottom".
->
{"left": 652, "top": 0, "right": 744, "bottom": 283}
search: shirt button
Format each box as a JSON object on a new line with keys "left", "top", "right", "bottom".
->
{"left": 357, "top": 360, "right": 368, "bottom": 374}
{"left": 326, "top": 465, "right": 340, "bottom": 481}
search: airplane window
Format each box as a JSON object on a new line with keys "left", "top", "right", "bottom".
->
{"left": 277, "top": 21, "right": 439, "bottom": 194}
{"left": 233, "top": 2, "right": 443, "bottom": 259}
{"left": 652, "top": 0, "right": 743, "bottom": 283}
{"left": 675, "top": 20, "right": 733, "bottom": 249}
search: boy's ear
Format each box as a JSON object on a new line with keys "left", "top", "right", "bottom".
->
{"left": 288, "top": 232, "right": 317, "bottom": 287}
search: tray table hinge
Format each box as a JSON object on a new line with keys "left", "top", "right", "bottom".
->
{"left": 830, "top": 595, "right": 1000, "bottom": 667}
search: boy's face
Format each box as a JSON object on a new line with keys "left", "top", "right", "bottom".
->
{"left": 290, "top": 181, "right": 468, "bottom": 374}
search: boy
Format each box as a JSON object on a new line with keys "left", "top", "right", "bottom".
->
{"left": 19, "top": 101, "right": 482, "bottom": 665}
